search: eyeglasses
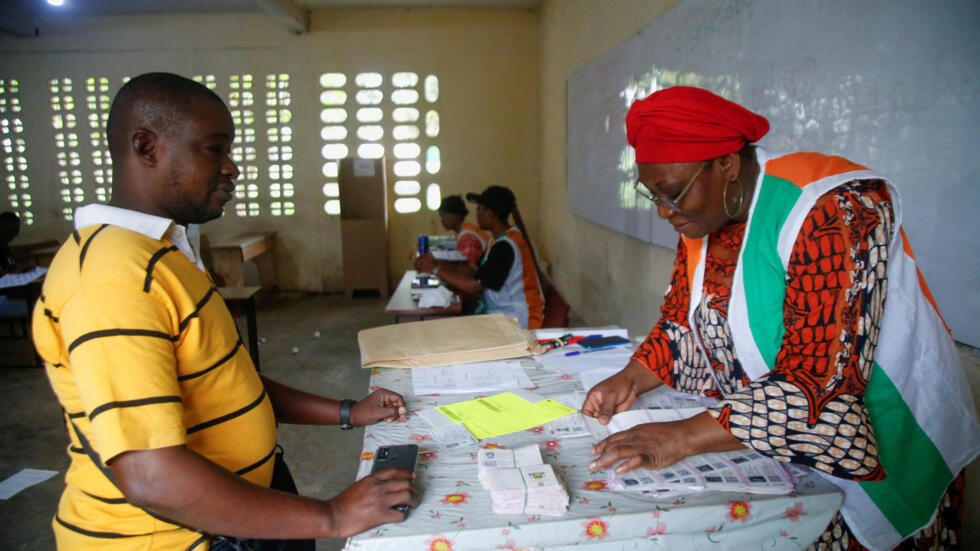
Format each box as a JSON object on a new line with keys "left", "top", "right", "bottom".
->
{"left": 634, "top": 162, "right": 707, "bottom": 214}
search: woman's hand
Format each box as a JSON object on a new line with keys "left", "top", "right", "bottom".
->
{"left": 588, "top": 419, "right": 693, "bottom": 474}
{"left": 588, "top": 412, "right": 747, "bottom": 474}
{"left": 351, "top": 389, "right": 408, "bottom": 426}
{"left": 582, "top": 359, "right": 661, "bottom": 425}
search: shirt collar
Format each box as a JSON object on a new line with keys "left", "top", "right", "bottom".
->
{"left": 73, "top": 204, "right": 205, "bottom": 271}
{"left": 73, "top": 204, "right": 174, "bottom": 240}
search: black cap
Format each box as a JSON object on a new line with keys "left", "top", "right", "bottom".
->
{"left": 466, "top": 186, "right": 516, "bottom": 219}
{"left": 437, "top": 195, "right": 468, "bottom": 216}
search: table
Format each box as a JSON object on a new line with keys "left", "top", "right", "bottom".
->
{"left": 209, "top": 232, "right": 277, "bottom": 288}
{"left": 384, "top": 270, "right": 462, "bottom": 324}
{"left": 344, "top": 359, "right": 842, "bottom": 550}
{"left": 217, "top": 286, "right": 262, "bottom": 371}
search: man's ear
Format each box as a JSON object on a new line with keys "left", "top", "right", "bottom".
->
{"left": 131, "top": 128, "right": 159, "bottom": 166}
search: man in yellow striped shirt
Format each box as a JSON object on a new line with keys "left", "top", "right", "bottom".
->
{"left": 33, "top": 72, "right": 418, "bottom": 550}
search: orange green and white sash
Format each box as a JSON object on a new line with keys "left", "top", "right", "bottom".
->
{"left": 478, "top": 227, "right": 544, "bottom": 329}
{"left": 683, "top": 149, "right": 979, "bottom": 550}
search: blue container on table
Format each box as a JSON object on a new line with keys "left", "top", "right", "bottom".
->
{"left": 418, "top": 235, "right": 429, "bottom": 255}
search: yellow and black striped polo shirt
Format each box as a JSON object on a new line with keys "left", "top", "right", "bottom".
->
{"left": 34, "top": 223, "right": 277, "bottom": 550}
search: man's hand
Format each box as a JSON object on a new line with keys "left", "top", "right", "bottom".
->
{"left": 413, "top": 252, "right": 437, "bottom": 274}
{"left": 325, "top": 469, "right": 419, "bottom": 538}
{"left": 588, "top": 420, "right": 693, "bottom": 474}
{"left": 582, "top": 359, "right": 661, "bottom": 425}
{"left": 110, "top": 444, "right": 420, "bottom": 540}
{"left": 351, "top": 388, "right": 407, "bottom": 426}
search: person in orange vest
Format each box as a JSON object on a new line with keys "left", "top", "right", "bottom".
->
{"left": 435, "top": 195, "right": 489, "bottom": 266}
{"left": 415, "top": 186, "right": 544, "bottom": 329}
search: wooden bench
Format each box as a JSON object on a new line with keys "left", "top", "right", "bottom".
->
{"left": 218, "top": 285, "right": 262, "bottom": 371}
{"left": 209, "top": 232, "right": 277, "bottom": 289}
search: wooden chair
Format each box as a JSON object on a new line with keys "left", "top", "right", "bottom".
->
{"left": 540, "top": 274, "right": 570, "bottom": 328}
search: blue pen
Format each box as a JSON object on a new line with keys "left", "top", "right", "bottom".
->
{"left": 565, "top": 346, "right": 626, "bottom": 357}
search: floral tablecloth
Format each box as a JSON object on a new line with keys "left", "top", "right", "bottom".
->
{"left": 344, "top": 360, "right": 842, "bottom": 551}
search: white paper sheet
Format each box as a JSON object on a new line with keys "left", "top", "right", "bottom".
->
{"left": 411, "top": 360, "right": 534, "bottom": 395}
{"left": 0, "top": 468, "right": 58, "bottom": 499}
{"left": 432, "top": 249, "right": 467, "bottom": 262}
{"left": 578, "top": 368, "right": 623, "bottom": 393}
{"left": 636, "top": 386, "right": 718, "bottom": 410}
{"left": 594, "top": 408, "right": 794, "bottom": 496}
{"left": 431, "top": 423, "right": 479, "bottom": 450}
{"left": 0, "top": 266, "right": 47, "bottom": 289}
{"left": 541, "top": 413, "right": 591, "bottom": 439}
{"left": 533, "top": 346, "right": 633, "bottom": 376}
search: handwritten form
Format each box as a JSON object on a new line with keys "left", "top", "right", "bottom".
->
{"left": 412, "top": 360, "right": 534, "bottom": 395}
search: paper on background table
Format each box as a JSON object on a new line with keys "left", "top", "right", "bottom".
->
{"left": 412, "top": 360, "right": 533, "bottom": 395}
{"left": 0, "top": 468, "right": 58, "bottom": 499}
{"left": 358, "top": 313, "right": 543, "bottom": 368}
{"left": 414, "top": 286, "right": 453, "bottom": 308}
{"left": 432, "top": 249, "right": 467, "bottom": 262}
{"left": 436, "top": 392, "right": 577, "bottom": 440}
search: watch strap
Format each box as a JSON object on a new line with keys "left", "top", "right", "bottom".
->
{"left": 339, "top": 399, "right": 356, "bottom": 430}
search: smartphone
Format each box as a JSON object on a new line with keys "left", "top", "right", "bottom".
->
{"left": 370, "top": 444, "right": 419, "bottom": 514}
{"left": 578, "top": 335, "right": 631, "bottom": 349}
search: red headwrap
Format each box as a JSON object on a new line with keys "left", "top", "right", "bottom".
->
{"left": 626, "top": 86, "right": 769, "bottom": 163}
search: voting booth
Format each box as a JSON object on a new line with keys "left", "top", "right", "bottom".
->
{"left": 339, "top": 157, "right": 389, "bottom": 298}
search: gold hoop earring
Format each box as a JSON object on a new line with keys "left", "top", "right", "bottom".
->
{"left": 723, "top": 178, "right": 745, "bottom": 219}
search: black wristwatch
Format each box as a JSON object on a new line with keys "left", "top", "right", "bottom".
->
{"left": 339, "top": 399, "right": 357, "bottom": 430}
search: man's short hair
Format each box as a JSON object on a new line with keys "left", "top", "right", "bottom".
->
{"left": 437, "top": 195, "right": 468, "bottom": 217}
{"left": 106, "top": 72, "right": 225, "bottom": 160}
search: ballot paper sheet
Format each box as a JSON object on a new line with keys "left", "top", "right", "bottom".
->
{"left": 595, "top": 408, "right": 794, "bottom": 498}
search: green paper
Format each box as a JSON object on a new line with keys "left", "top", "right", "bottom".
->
{"left": 436, "top": 392, "right": 578, "bottom": 439}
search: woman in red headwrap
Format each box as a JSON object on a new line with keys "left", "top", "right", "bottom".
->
{"left": 582, "top": 87, "right": 975, "bottom": 550}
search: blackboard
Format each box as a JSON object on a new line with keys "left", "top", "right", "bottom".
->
{"left": 566, "top": 0, "right": 980, "bottom": 346}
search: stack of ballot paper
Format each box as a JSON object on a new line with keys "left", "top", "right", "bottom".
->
{"left": 477, "top": 444, "right": 545, "bottom": 485}
{"left": 477, "top": 445, "right": 569, "bottom": 517}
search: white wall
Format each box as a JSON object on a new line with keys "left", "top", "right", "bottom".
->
{"left": 538, "top": 0, "right": 681, "bottom": 337}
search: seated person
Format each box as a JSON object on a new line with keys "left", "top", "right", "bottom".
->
{"left": 415, "top": 185, "right": 544, "bottom": 329}
{"left": 0, "top": 211, "right": 34, "bottom": 275}
{"left": 0, "top": 211, "right": 43, "bottom": 318}
{"left": 436, "top": 195, "right": 489, "bottom": 266}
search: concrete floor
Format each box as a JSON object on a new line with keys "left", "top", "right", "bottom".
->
{"left": 1, "top": 292, "right": 979, "bottom": 550}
